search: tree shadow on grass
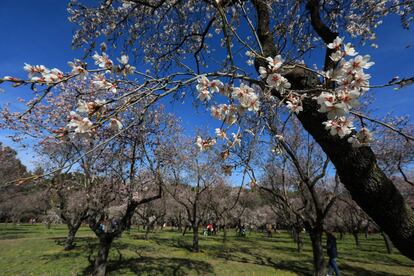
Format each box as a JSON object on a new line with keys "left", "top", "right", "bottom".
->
{"left": 146, "top": 235, "right": 195, "bottom": 252}
{"left": 339, "top": 262, "right": 409, "bottom": 276}
{"left": 0, "top": 227, "right": 34, "bottom": 239}
{"left": 48, "top": 236, "right": 97, "bottom": 250}
{"left": 339, "top": 249, "right": 414, "bottom": 268}
{"left": 81, "top": 256, "right": 215, "bottom": 276}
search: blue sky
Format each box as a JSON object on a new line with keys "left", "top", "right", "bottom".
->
{"left": 0, "top": 0, "right": 413, "bottom": 170}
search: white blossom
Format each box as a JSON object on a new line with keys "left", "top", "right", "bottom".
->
{"left": 215, "top": 128, "right": 227, "bottom": 139}
{"left": 266, "top": 55, "right": 284, "bottom": 71}
{"left": 68, "top": 60, "right": 87, "bottom": 76}
{"left": 259, "top": 66, "right": 268, "bottom": 79}
{"left": 323, "top": 117, "right": 354, "bottom": 138}
{"left": 92, "top": 74, "right": 117, "bottom": 93}
{"left": 195, "top": 136, "right": 216, "bottom": 151}
{"left": 327, "top": 36, "right": 343, "bottom": 50}
{"left": 67, "top": 112, "right": 93, "bottom": 134}
{"left": 286, "top": 95, "right": 303, "bottom": 114}
{"left": 346, "top": 55, "right": 375, "bottom": 72}
{"left": 266, "top": 73, "right": 291, "bottom": 94}
{"left": 23, "top": 63, "right": 49, "bottom": 78}
{"left": 92, "top": 52, "right": 113, "bottom": 69}
{"left": 344, "top": 43, "right": 358, "bottom": 56}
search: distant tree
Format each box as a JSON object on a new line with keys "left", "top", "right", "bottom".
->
{"left": 259, "top": 120, "right": 341, "bottom": 274}
{"left": 164, "top": 139, "right": 223, "bottom": 252}
{"left": 0, "top": 143, "right": 27, "bottom": 185}
{"left": 2, "top": 0, "right": 414, "bottom": 268}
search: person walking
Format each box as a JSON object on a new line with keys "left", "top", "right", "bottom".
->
{"left": 326, "top": 231, "right": 340, "bottom": 276}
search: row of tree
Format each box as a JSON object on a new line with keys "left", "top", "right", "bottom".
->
{"left": 1, "top": 110, "right": 412, "bottom": 275}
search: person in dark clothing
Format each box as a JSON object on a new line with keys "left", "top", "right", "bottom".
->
{"left": 326, "top": 231, "right": 340, "bottom": 276}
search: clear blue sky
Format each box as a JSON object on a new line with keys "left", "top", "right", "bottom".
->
{"left": 0, "top": 0, "right": 413, "bottom": 170}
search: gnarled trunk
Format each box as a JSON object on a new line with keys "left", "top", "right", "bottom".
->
{"left": 252, "top": 0, "right": 414, "bottom": 260}
{"left": 289, "top": 74, "right": 414, "bottom": 260}
{"left": 296, "top": 229, "right": 303, "bottom": 253}
{"left": 382, "top": 231, "right": 393, "bottom": 254}
{"left": 192, "top": 224, "right": 199, "bottom": 252}
{"left": 352, "top": 231, "right": 360, "bottom": 247}
{"left": 308, "top": 228, "right": 325, "bottom": 276}
{"left": 64, "top": 222, "right": 82, "bottom": 250}
{"left": 223, "top": 224, "right": 228, "bottom": 243}
{"left": 93, "top": 236, "right": 113, "bottom": 276}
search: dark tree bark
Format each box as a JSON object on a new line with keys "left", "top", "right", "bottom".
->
{"left": 192, "top": 223, "right": 199, "bottom": 252}
{"left": 252, "top": 0, "right": 414, "bottom": 260}
{"left": 308, "top": 228, "right": 325, "bottom": 276}
{"left": 64, "top": 221, "right": 82, "bottom": 250}
{"left": 182, "top": 225, "right": 188, "bottom": 236}
{"left": 93, "top": 236, "right": 114, "bottom": 276}
{"left": 177, "top": 213, "right": 183, "bottom": 232}
{"left": 382, "top": 231, "right": 393, "bottom": 254}
{"left": 222, "top": 224, "right": 228, "bottom": 243}
{"left": 145, "top": 224, "right": 151, "bottom": 240}
{"left": 352, "top": 231, "right": 360, "bottom": 247}
{"left": 89, "top": 186, "right": 162, "bottom": 275}
{"left": 292, "top": 76, "right": 414, "bottom": 259}
{"left": 291, "top": 225, "right": 303, "bottom": 253}
{"left": 296, "top": 229, "right": 303, "bottom": 253}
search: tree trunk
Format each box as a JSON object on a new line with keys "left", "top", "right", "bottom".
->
{"left": 291, "top": 227, "right": 298, "bottom": 243}
{"left": 145, "top": 223, "right": 151, "bottom": 240}
{"left": 253, "top": 0, "right": 414, "bottom": 260}
{"left": 296, "top": 230, "right": 303, "bottom": 253}
{"left": 93, "top": 236, "right": 113, "bottom": 276}
{"left": 64, "top": 222, "right": 81, "bottom": 250}
{"left": 382, "top": 232, "right": 393, "bottom": 254}
{"left": 192, "top": 224, "right": 199, "bottom": 252}
{"left": 364, "top": 224, "right": 369, "bottom": 239}
{"left": 308, "top": 228, "right": 325, "bottom": 276}
{"left": 288, "top": 74, "right": 414, "bottom": 260}
{"left": 352, "top": 231, "right": 360, "bottom": 247}
{"left": 223, "top": 225, "right": 228, "bottom": 243}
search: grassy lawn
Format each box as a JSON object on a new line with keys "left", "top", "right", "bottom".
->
{"left": 0, "top": 224, "right": 413, "bottom": 275}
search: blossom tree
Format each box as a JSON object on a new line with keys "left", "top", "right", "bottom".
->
{"left": 81, "top": 107, "right": 177, "bottom": 276}
{"left": 258, "top": 118, "right": 341, "bottom": 274}
{"left": 1, "top": 0, "right": 414, "bottom": 265}
{"left": 164, "top": 139, "right": 224, "bottom": 252}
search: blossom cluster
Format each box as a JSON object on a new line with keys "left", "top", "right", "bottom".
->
{"left": 258, "top": 55, "right": 302, "bottom": 113}
{"left": 66, "top": 98, "right": 123, "bottom": 136}
{"left": 4, "top": 52, "right": 138, "bottom": 138}
{"left": 196, "top": 76, "right": 261, "bottom": 114}
{"left": 195, "top": 75, "right": 261, "bottom": 152}
{"left": 315, "top": 37, "right": 374, "bottom": 146}
{"left": 210, "top": 104, "right": 238, "bottom": 125}
{"left": 195, "top": 136, "right": 216, "bottom": 151}
{"left": 23, "top": 64, "right": 64, "bottom": 85}
{"left": 215, "top": 128, "right": 241, "bottom": 148}
{"left": 196, "top": 75, "right": 223, "bottom": 102}
{"left": 260, "top": 55, "right": 291, "bottom": 93}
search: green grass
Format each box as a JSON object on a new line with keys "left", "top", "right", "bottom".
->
{"left": 0, "top": 224, "right": 413, "bottom": 275}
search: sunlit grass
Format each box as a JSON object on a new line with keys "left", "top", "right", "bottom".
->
{"left": 0, "top": 224, "right": 413, "bottom": 275}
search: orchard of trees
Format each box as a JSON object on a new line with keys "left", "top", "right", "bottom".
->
{"left": 0, "top": 1, "right": 414, "bottom": 275}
